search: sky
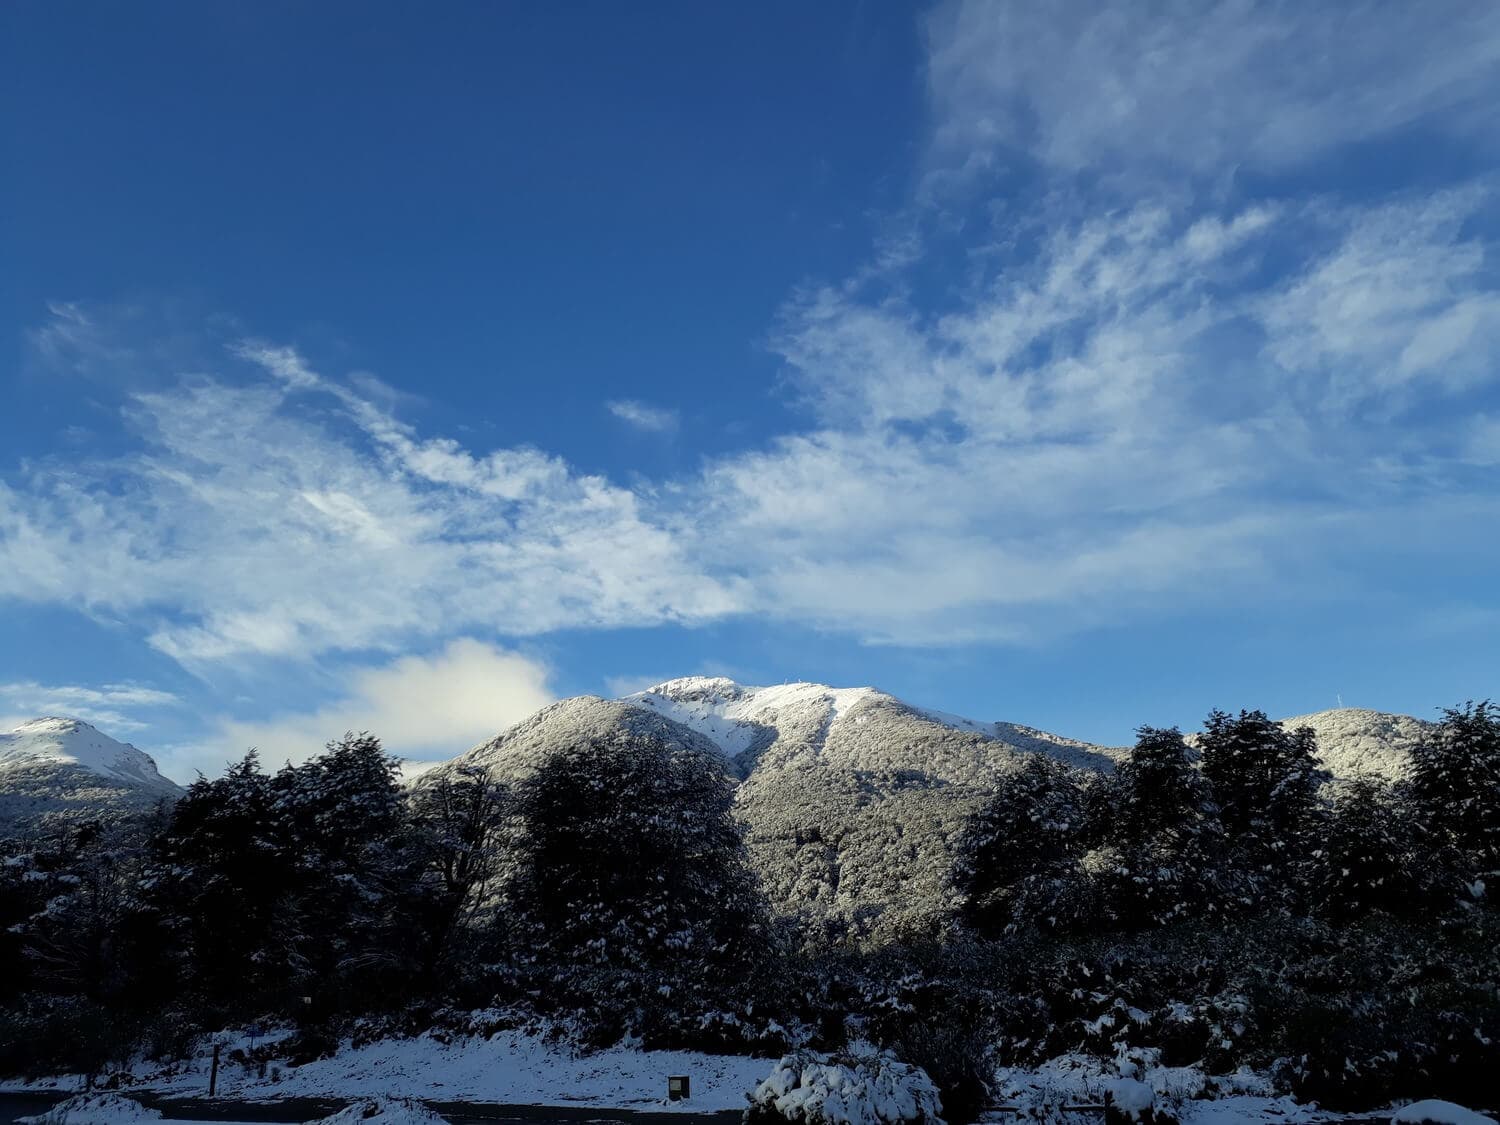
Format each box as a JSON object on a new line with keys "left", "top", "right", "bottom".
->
{"left": 3, "top": 1, "right": 1499, "bottom": 782}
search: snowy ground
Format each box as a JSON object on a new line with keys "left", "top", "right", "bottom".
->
{"left": 0, "top": 1030, "right": 767, "bottom": 1113}
{"left": 2, "top": 1033, "right": 1494, "bottom": 1124}
{"left": 5, "top": 1091, "right": 295, "bottom": 1125}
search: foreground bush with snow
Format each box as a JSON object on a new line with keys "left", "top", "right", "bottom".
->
{"left": 1391, "top": 1101, "right": 1498, "bottom": 1125}
{"left": 310, "top": 1096, "right": 452, "bottom": 1125}
{"left": 17, "top": 1094, "right": 161, "bottom": 1125}
{"left": 746, "top": 1050, "right": 944, "bottom": 1125}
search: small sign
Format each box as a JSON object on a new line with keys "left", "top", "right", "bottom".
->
{"left": 668, "top": 1076, "right": 690, "bottom": 1101}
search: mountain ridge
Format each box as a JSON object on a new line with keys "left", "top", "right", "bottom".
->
{"left": 0, "top": 688, "right": 1430, "bottom": 866}
{"left": 0, "top": 716, "right": 184, "bottom": 837}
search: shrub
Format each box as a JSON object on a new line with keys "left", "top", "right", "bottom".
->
{"left": 745, "top": 1050, "right": 944, "bottom": 1125}
{"left": 890, "top": 1019, "right": 995, "bottom": 1125}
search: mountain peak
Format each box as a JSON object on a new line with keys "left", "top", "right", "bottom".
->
{"left": 0, "top": 716, "right": 182, "bottom": 795}
{"left": 1278, "top": 707, "right": 1432, "bottom": 781}
{"left": 641, "top": 676, "right": 753, "bottom": 703}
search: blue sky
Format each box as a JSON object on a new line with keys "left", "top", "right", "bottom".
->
{"left": 3, "top": 1, "right": 1499, "bottom": 780}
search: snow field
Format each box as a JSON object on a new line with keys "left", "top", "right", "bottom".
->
{"left": 1, "top": 1032, "right": 775, "bottom": 1113}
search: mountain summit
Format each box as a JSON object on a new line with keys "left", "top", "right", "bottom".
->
{"left": 621, "top": 675, "right": 1122, "bottom": 774}
{"left": 0, "top": 717, "right": 184, "bottom": 837}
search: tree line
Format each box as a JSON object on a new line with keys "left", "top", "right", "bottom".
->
{"left": 953, "top": 704, "right": 1500, "bottom": 936}
{"left": 0, "top": 702, "right": 1496, "bottom": 1114}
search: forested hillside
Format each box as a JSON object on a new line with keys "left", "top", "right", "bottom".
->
{"left": 1, "top": 687, "right": 1496, "bottom": 1116}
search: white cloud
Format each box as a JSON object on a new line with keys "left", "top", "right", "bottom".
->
{"left": 0, "top": 347, "right": 743, "bottom": 666}
{"left": 606, "top": 399, "right": 680, "bottom": 433}
{"left": 198, "top": 638, "right": 553, "bottom": 779}
{"left": 5, "top": 188, "right": 1499, "bottom": 658}
{"left": 687, "top": 194, "right": 1500, "bottom": 642}
{"left": 1257, "top": 191, "right": 1500, "bottom": 402}
{"left": 0, "top": 681, "right": 180, "bottom": 733}
{"left": 924, "top": 0, "right": 1500, "bottom": 181}
{"left": 5, "top": 5, "right": 1500, "bottom": 667}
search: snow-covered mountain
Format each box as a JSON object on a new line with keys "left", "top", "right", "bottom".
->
{"left": 629, "top": 677, "right": 1132, "bottom": 939}
{"left": 427, "top": 677, "right": 1124, "bottom": 940}
{"left": 1279, "top": 707, "right": 1431, "bottom": 782}
{"left": 622, "top": 676, "right": 1122, "bottom": 775}
{"left": 0, "top": 686, "right": 1434, "bottom": 934}
{"left": 0, "top": 717, "right": 184, "bottom": 838}
{"left": 435, "top": 677, "right": 1438, "bottom": 939}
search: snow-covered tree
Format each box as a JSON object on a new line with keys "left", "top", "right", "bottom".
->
{"left": 1198, "top": 709, "right": 1323, "bottom": 906}
{"left": 147, "top": 734, "right": 418, "bottom": 1017}
{"left": 952, "top": 754, "right": 1087, "bottom": 935}
{"left": 1310, "top": 777, "right": 1425, "bottom": 920}
{"left": 406, "top": 762, "right": 511, "bottom": 975}
{"left": 1090, "top": 726, "right": 1220, "bottom": 928}
{"left": 502, "top": 732, "right": 772, "bottom": 1042}
{"left": 145, "top": 750, "right": 298, "bottom": 1011}
{"left": 272, "top": 732, "right": 413, "bottom": 1004}
{"left": 1406, "top": 700, "right": 1500, "bottom": 895}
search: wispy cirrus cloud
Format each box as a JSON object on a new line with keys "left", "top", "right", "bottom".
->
{"left": 605, "top": 398, "right": 680, "bottom": 433}
{"left": 924, "top": 0, "right": 1500, "bottom": 180}
{"left": 3, "top": 2, "right": 1499, "bottom": 674}
{"left": 688, "top": 190, "right": 1500, "bottom": 642}
{"left": 0, "top": 680, "right": 180, "bottom": 733}
{"left": 1257, "top": 190, "right": 1500, "bottom": 400}
{"left": 4, "top": 186, "right": 1499, "bottom": 659}
{"left": 0, "top": 344, "right": 742, "bottom": 667}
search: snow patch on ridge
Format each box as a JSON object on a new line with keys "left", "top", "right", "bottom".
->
{"left": 622, "top": 676, "right": 880, "bottom": 757}
{"left": 621, "top": 677, "right": 1127, "bottom": 773}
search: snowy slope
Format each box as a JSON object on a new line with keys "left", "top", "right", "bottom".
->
{"left": 447, "top": 694, "right": 732, "bottom": 783}
{"left": 0, "top": 717, "right": 183, "bottom": 837}
{"left": 622, "top": 675, "right": 1122, "bottom": 774}
{"left": 1, "top": 718, "right": 182, "bottom": 794}
{"left": 623, "top": 677, "right": 880, "bottom": 767}
{"left": 1279, "top": 707, "right": 1431, "bottom": 782}
{"left": 609, "top": 677, "right": 1125, "bottom": 938}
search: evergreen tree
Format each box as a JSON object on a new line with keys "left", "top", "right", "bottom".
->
{"left": 1110, "top": 726, "right": 1213, "bottom": 849}
{"left": 952, "top": 754, "right": 1086, "bottom": 936}
{"left": 272, "top": 732, "right": 414, "bottom": 1011}
{"left": 146, "top": 735, "right": 418, "bottom": 1019}
{"left": 503, "top": 733, "right": 770, "bottom": 1041}
{"left": 1092, "top": 726, "right": 1219, "bottom": 928}
{"left": 1407, "top": 700, "right": 1500, "bottom": 896}
{"left": 406, "top": 762, "right": 511, "bottom": 978}
{"left": 145, "top": 751, "right": 302, "bottom": 1013}
{"left": 1198, "top": 709, "right": 1324, "bottom": 906}
{"left": 1311, "top": 777, "right": 1425, "bottom": 920}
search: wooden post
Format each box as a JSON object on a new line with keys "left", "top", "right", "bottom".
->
{"left": 208, "top": 1043, "right": 221, "bottom": 1097}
